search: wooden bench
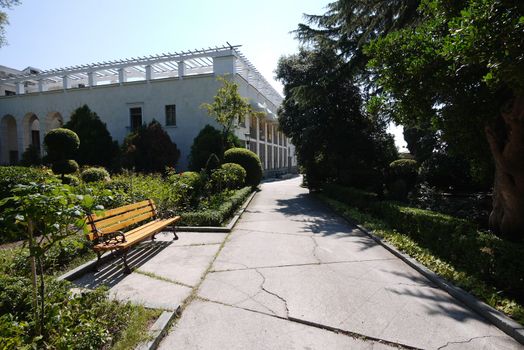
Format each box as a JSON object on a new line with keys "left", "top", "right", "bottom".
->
{"left": 85, "top": 199, "right": 181, "bottom": 273}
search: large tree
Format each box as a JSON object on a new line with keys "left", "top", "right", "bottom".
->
{"left": 64, "top": 105, "right": 119, "bottom": 168}
{"left": 366, "top": 0, "right": 524, "bottom": 239}
{"left": 276, "top": 48, "right": 397, "bottom": 190}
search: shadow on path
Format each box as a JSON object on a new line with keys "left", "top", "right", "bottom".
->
{"left": 73, "top": 241, "right": 171, "bottom": 289}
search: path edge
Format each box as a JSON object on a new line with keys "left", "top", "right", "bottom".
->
{"left": 318, "top": 196, "right": 524, "bottom": 345}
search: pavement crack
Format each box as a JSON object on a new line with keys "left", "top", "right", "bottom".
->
{"left": 254, "top": 268, "right": 290, "bottom": 318}
{"left": 310, "top": 235, "right": 321, "bottom": 263}
{"left": 437, "top": 335, "right": 498, "bottom": 349}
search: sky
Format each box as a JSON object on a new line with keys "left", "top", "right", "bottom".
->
{"left": 1, "top": 0, "right": 406, "bottom": 150}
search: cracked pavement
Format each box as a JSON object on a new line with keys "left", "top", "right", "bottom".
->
{"left": 158, "top": 176, "right": 523, "bottom": 349}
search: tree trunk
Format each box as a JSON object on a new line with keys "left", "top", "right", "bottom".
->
{"left": 485, "top": 93, "right": 524, "bottom": 241}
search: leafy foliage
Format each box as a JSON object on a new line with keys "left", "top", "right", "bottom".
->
{"left": 64, "top": 105, "right": 119, "bottom": 168}
{"left": 44, "top": 128, "right": 80, "bottom": 179}
{"left": 201, "top": 77, "right": 263, "bottom": 146}
{"left": 223, "top": 148, "right": 262, "bottom": 187}
{"left": 0, "top": 0, "right": 20, "bottom": 47}
{"left": 122, "top": 120, "right": 180, "bottom": 173}
{"left": 276, "top": 49, "right": 397, "bottom": 190}
{"left": 189, "top": 125, "right": 224, "bottom": 172}
{"left": 209, "top": 162, "right": 246, "bottom": 192}
{"left": 80, "top": 167, "right": 111, "bottom": 183}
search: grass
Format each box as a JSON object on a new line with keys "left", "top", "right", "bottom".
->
{"left": 317, "top": 193, "right": 524, "bottom": 325}
{"left": 112, "top": 306, "right": 163, "bottom": 350}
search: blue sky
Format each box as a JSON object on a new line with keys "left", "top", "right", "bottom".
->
{"left": 1, "top": 0, "right": 406, "bottom": 149}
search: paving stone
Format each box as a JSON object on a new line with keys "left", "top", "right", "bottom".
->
{"left": 109, "top": 273, "right": 192, "bottom": 311}
{"left": 138, "top": 244, "right": 220, "bottom": 287}
{"left": 154, "top": 231, "right": 227, "bottom": 246}
{"left": 158, "top": 300, "right": 395, "bottom": 350}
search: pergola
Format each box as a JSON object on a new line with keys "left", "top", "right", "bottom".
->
{"left": 0, "top": 44, "right": 282, "bottom": 109}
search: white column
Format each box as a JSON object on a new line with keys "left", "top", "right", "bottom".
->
{"left": 87, "top": 71, "right": 96, "bottom": 87}
{"left": 62, "top": 76, "right": 70, "bottom": 90}
{"left": 118, "top": 68, "right": 127, "bottom": 84}
{"left": 37, "top": 79, "right": 43, "bottom": 92}
{"left": 256, "top": 116, "right": 260, "bottom": 156}
{"left": 264, "top": 122, "right": 268, "bottom": 170}
{"left": 177, "top": 61, "right": 185, "bottom": 79}
{"left": 276, "top": 130, "right": 280, "bottom": 169}
{"left": 16, "top": 82, "right": 23, "bottom": 94}
{"left": 145, "top": 65, "right": 152, "bottom": 82}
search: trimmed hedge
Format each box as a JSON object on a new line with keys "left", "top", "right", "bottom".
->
{"left": 321, "top": 184, "right": 524, "bottom": 308}
{"left": 224, "top": 148, "right": 262, "bottom": 187}
{"left": 181, "top": 187, "right": 251, "bottom": 226}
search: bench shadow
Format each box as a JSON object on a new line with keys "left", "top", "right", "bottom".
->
{"left": 72, "top": 240, "right": 172, "bottom": 289}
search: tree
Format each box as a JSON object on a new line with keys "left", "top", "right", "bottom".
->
{"left": 64, "top": 105, "right": 119, "bottom": 168}
{"left": 366, "top": 0, "right": 524, "bottom": 239}
{"left": 43, "top": 128, "right": 80, "bottom": 180}
{"left": 276, "top": 48, "right": 397, "bottom": 190}
{"left": 201, "top": 76, "right": 264, "bottom": 148}
{"left": 0, "top": 181, "right": 93, "bottom": 338}
{"left": 0, "top": 0, "right": 20, "bottom": 48}
{"left": 188, "top": 125, "right": 224, "bottom": 172}
{"left": 122, "top": 120, "right": 180, "bottom": 173}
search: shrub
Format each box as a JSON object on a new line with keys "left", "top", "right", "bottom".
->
{"left": 43, "top": 128, "right": 80, "bottom": 162}
{"left": 51, "top": 159, "right": 79, "bottom": 176}
{"left": 181, "top": 187, "right": 251, "bottom": 226}
{"left": 0, "top": 166, "right": 53, "bottom": 200}
{"left": 322, "top": 183, "right": 378, "bottom": 210}
{"left": 64, "top": 105, "right": 120, "bottom": 168}
{"left": 419, "top": 152, "right": 473, "bottom": 191}
{"left": 81, "top": 167, "right": 111, "bottom": 183}
{"left": 224, "top": 148, "right": 262, "bottom": 187}
{"left": 209, "top": 163, "right": 246, "bottom": 192}
{"left": 121, "top": 120, "right": 180, "bottom": 173}
{"left": 44, "top": 128, "right": 80, "bottom": 179}
{"left": 386, "top": 159, "right": 418, "bottom": 200}
{"left": 189, "top": 125, "right": 224, "bottom": 171}
{"left": 167, "top": 171, "right": 204, "bottom": 210}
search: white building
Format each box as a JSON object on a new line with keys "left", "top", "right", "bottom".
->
{"left": 0, "top": 45, "right": 296, "bottom": 175}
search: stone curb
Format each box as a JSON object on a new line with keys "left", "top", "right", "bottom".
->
{"left": 330, "top": 207, "right": 524, "bottom": 345}
{"left": 57, "top": 191, "right": 257, "bottom": 282}
{"left": 136, "top": 310, "right": 178, "bottom": 350}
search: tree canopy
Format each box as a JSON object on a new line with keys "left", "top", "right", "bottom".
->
{"left": 0, "top": 0, "right": 20, "bottom": 48}
{"left": 64, "top": 105, "right": 119, "bottom": 168}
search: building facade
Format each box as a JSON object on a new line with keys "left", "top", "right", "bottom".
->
{"left": 0, "top": 45, "right": 296, "bottom": 175}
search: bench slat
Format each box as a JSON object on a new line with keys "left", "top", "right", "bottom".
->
{"left": 95, "top": 205, "right": 154, "bottom": 230}
{"left": 90, "top": 200, "right": 152, "bottom": 222}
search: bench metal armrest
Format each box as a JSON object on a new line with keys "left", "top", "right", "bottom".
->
{"left": 102, "top": 230, "right": 127, "bottom": 245}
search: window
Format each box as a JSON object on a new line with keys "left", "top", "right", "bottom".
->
{"left": 130, "top": 107, "right": 142, "bottom": 131}
{"left": 5, "top": 90, "right": 15, "bottom": 96}
{"left": 165, "top": 104, "right": 176, "bottom": 126}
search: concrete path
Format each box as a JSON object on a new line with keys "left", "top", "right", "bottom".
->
{"left": 159, "top": 176, "right": 522, "bottom": 350}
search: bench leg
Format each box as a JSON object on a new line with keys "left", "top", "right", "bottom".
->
{"left": 121, "top": 249, "right": 132, "bottom": 274}
{"left": 173, "top": 227, "right": 179, "bottom": 241}
{"left": 93, "top": 251, "right": 102, "bottom": 272}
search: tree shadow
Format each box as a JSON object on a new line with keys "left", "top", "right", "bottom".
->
{"left": 72, "top": 240, "right": 171, "bottom": 289}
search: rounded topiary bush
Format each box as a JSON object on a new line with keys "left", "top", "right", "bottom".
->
{"left": 51, "top": 159, "right": 79, "bottom": 176}
{"left": 210, "top": 163, "right": 247, "bottom": 192}
{"left": 386, "top": 159, "right": 418, "bottom": 200}
{"left": 223, "top": 148, "right": 263, "bottom": 187}
{"left": 221, "top": 163, "right": 246, "bottom": 189}
{"left": 61, "top": 174, "right": 80, "bottom": 186}
{"left": 81, "top": 167, "right": 111, "bottom": 183}
{"left": 388, "top": 159, "right": 418, "bottom": 187}
{"left": 44, "top": 128, "right": 80, "bottom": 161}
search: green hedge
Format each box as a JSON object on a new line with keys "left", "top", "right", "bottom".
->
{"left": 321, "top": 184, "right": 524, "bottom": 307}
{"left": 180, "top": 187, "right": 251, "bottom": 226}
